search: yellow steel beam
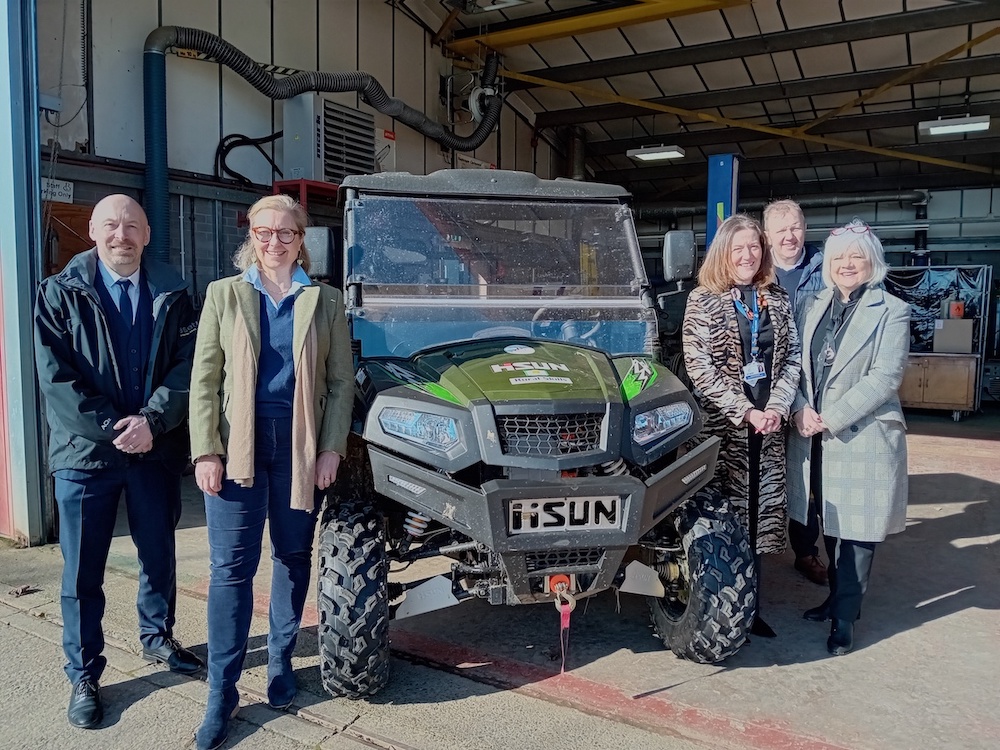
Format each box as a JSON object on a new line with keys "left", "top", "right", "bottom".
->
{"left": 446, "top": 0, "right": 750, "bottom": 57}
{"left": 500, "top": 68, "right": 996, "bottom": 176}
{"left": 795, "top": 25, "right": 1000, "bottom": 134}
{"left": 433, "top": 8, "right": 464, "bottom": 48}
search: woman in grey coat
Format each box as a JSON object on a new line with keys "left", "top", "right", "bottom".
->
{"left": 787, "top": 220, "right": 910, "bottom": 656}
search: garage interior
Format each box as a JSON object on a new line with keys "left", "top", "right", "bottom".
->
{"left": 7, "top": 0, "right": 995, "bottom": 531}
{"left": 0, "top": 2, "right": 998, "bottom": 748}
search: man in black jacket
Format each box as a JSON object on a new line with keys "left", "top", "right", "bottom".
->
{"left": 763, "top": 198, "right": 828, "bottom": 586}
{"left": 34, "top": 194, "right": 202, "bottom": 730}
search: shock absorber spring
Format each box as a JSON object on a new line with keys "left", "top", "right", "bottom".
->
{"left": 403, "top": 510, "right": 431, "bottom": 538}
{"left": 598, "top": 458, "right": 628, "bottom": 476}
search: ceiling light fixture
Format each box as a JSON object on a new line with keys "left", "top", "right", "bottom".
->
{"left": 626, "top": 145, "right": 686, "bottom": 162}
{"left": 917, "top": 114, "right": 990, "bottom": 136}
{"left": 446, "top": 0, "right": 530, "bottom": 13}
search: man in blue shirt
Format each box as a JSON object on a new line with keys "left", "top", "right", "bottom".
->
{"left": 34, "top": 195, "right": 202, "bottom": 730}
{"left": 763, "top": 199, "right": 827, "bottom": 585}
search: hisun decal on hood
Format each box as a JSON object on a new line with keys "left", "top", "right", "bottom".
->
{"left": 403, "top": 339, "right": 621, "bottom": 402}
{"left": 490, "top": 361, "right": 573, "bottom": 385}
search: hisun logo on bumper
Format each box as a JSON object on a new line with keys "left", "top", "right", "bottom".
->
{"left": 491, "top": 361, "right": 569, "bottom": 373}
{"left": 509, "top": 496, "right": 620, "bottom": 533}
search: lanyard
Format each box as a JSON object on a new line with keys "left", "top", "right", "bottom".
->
{"left": 732, "top": 288, "right": 761, "bottom": 362}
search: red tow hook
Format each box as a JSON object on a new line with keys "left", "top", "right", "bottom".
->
{"left": 548, "top": 575, "right": 576, "bottom": 674}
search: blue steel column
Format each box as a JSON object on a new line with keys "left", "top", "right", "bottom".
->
{"left": 0, "top": 0, "right": 45, "bottom": 543}
{"left": 705, "top": 153, "right": 741, "bottom": 249}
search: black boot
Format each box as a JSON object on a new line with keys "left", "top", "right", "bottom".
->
{"left": 750, "top": 614, "right": 777, "bottom": 638}
{"left": 195, "top": 688, "right": 240, "bottom": 750}
{"left": 827, "top": 618, "right": 854, "bottom": 655}
{"left": 803, "top": 597, "right": 832, "bottom": 622}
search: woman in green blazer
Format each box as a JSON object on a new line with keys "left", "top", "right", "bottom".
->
{"left": 788, "top": 220, "right": 910, "bottom": 657}
{"left": 188, "top": 195, "right": 354, "bottom": 749}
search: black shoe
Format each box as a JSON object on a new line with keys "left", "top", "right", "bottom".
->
{"left": 827, "top": 618, "right": 854, "bottom": 655}
{"left": 803, "top": 597, "right": 832, "bottom": 622}
{"left": 67, "top": 680, "right": 103, "bottom": 729}
{"left": 142, "top": 637, "right": 203, "bottom": 675}
{"left": 750, "top": 616, "right": 777, "bottom": 638}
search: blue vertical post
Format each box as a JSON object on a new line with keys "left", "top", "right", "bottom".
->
{"left": 705, "top": 153, "right": 741, "bottom": 249}
{"left": 0, "top": 0, "right": 45, "bottom": 544}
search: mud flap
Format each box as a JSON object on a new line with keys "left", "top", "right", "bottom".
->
{"left": 392, "top": 575, "right": 462, "bottom": 620}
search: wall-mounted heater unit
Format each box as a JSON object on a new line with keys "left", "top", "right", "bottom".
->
{"left": 283, "top": 94, "right": 376, "bottom": 183}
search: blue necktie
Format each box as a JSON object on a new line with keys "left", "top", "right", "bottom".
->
{"left": 116, "top": 279, "right": 134, "bottom": 329}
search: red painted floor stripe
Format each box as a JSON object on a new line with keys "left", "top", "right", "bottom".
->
{"left": 389, "top": 630, "right": 853, "bottom": 750}
{"left": 188, "top": 579, "right": 320, "bottom": 628}
{"left": 185, "top": 581, "right": 848, "bottom": 749}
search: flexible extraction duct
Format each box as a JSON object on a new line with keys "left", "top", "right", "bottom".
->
{"left": 634, "top": 190, "right": 928, "bottom": 221}
{"left": 143, "top": 26, "right": 502, "bottom": 261}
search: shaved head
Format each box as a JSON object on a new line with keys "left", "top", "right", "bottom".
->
{"left": 89, "top": 194, "right": 150, "bottom": 276}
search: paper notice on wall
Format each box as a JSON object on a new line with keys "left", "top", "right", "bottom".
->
{"left": 42, "top": 177, "right": 74, "bottom": 203}
{"left": 456, "top": 153, "right": 496, "bottom": 170}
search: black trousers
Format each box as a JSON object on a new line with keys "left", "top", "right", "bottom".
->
{"left": 748, "top": 431, "right": 764, "bottom": 608}
{"left": 824, "top": 535, "right": 876, "bottom": 621}
{"left": 54, "top": 461, "right": 182, "bottom": 685}
{"left": 811, "top": 436, "right": 877, "bottom": 621}
{"left": 789, "top": 511, "right": 821, "bottom": 559}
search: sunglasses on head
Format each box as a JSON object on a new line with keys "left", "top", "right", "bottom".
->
{"left": 830, "top": 222, "right": 871, "bottom": 236}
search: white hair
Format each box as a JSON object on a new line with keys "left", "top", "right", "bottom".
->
{"left": 822, "top": 219, "right": 889, "bottom": 288}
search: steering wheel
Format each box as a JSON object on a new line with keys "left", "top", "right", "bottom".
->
{"left": 531, "top": 307, "right": 602, "bottom": 345}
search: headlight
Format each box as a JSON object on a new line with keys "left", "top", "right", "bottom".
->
{"left": 633, "top": 402, "right": 693, "bottom": 445}
{"left": 378, "top": 407, "right": 461, "bottom": 453}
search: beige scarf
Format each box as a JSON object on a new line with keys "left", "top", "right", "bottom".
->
{"left": 290, "top": 322, "right": 318, "bottom": 510}
{"left": 225, "top": 304, "right": 320, "bottom": 511}
{"left": 225, "top": 311, "right": 256, "bottom": 488}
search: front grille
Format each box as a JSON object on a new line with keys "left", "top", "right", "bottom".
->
{"left": 497, "top": 413, "right": 603, "bottom": 456}
{"left": 525, "top": 548, "right": 606, "bottom": 573}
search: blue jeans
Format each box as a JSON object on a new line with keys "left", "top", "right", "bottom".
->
{"left": 54, "top": 462, "right": 182, "bottom": 685}
{"left": 204, "top": 417, "right": 321, "bottom": 692}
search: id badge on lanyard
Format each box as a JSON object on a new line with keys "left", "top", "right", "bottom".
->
{"left": 733, "top": 289, "right": 766, "bottom": 385}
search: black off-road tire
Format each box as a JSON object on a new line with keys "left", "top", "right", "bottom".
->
{"left": 647, "top": 503, "right": 755, "bottom": 664}
{"left": 317, "top": 499, "right": 390, "bottom": 698}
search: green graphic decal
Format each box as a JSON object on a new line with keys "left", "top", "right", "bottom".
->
{"left": 621, "top": 358, "right": 658, "bottom": 401}
{"left": 379, "top": 362, "right": 464, "bottom": 405}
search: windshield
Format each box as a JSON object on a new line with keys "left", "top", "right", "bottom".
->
{"left": 347, "top": 195, "right": 654, "bottom": 358}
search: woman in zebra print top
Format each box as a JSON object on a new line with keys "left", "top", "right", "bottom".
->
{"left": 682, "top": 213, "right": 802, "bottom": 639}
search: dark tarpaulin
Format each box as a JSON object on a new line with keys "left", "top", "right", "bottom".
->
{"left": 884, "top": 266, "right": 989, "bottom": 353}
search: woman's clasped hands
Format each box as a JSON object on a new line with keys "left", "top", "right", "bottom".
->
{"left": 793, "top": 406, "right": 826, "bottom": 438}
{"left": 745, "top": 408, "right": 783, "bottom": 434}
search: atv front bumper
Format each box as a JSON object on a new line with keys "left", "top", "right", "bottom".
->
{"left": 369, "top": 436, "right": 720, "bottom": 604}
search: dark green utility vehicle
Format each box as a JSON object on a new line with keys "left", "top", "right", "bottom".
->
{"left": 318, "top": 169, "right": 755, "bottom": 699}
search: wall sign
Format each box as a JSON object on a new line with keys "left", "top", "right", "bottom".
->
{"left": 41, "top": 177, "right": 74, "bottom": 204}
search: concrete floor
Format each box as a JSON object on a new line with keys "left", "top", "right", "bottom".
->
{"left": 1, "top": 405, "right": 997, "bottom": 750}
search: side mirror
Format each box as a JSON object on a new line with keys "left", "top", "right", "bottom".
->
{"left": 304, "top": 226, "right": 335, "bottom": 279}
{"left": 662, "top": 230, "right": 696, "bottom": 282}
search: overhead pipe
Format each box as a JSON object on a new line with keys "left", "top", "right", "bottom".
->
{"left": 143, "top": 26, "right": 503, "bottom": 260}
{"left": 634, "top": 190, "right": 929, "bottom": 221}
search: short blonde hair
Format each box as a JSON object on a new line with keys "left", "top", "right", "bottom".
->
{"left": 822, "top": 219, "right": 889, "bottom": 288}
{"left": 233, "top": 194, "right": 311, "bottom": 274}
{"left": 762, "top": 199, "right": 805, "bottom": 231}
{"left": 697, "top": 213, "right": 775, "bottom": 294}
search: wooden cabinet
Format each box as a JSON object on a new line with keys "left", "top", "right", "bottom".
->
{"left": 900, "top": 354, "right": 978, "bottom": 420}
